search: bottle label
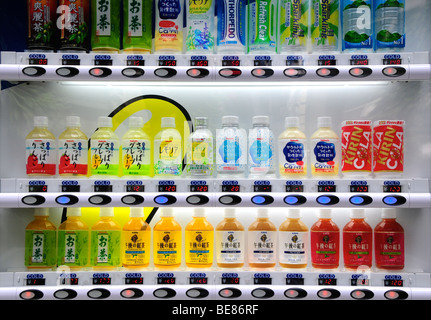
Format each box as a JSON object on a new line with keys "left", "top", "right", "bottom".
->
{"left": 90, "top": 139, "right": 120, "bottom": 176}
{"left": 248, "top": 129, "right": 274, "bottom": 173}
{"left": 248, "top": 231, "right": 276, "bottom": 264}
{"left": 127, "top": 0, "right": 143, "bottom": 37}
{"left": 279, "top": 139, "right": 306, "bottom": 175}
{"left": 279, "top": 231, "right": 308, "bottom": 265}
{"left": 122, "top": 139, "right": 151, "bottom": 175}
{"left": 186, "top": 0, "right": 215, "bottom": 51}
{"left": 341, "top": 121, "right": 372, "bottom": 174}
{"left": 375, "top": 231, "right": 404, "bottom": 268}
{"left": 311, "top": 0, "right": 339, "bottom": 49}
{"left": 216, "top": 129, "right": 247, "bottom": 172}
{"left": 185, "top": 230, "right": 214, "bottom": 265}
{"left": 26, "top": 139, "right": 56, "bottom": 175}
{"left": 153, "top": 230, "right": 181, "bottom": 266}
{"left": 310, "top": 230, "right": 340, "bottom": 266}
{"left": 187, "top": 138, "right": 214, "bottom": 175}
{"left": 311, "top": 138, "right": 339, "bottom": 175}
{"left": 373, "top": 121, "right": 404, "bottom": 174}
{"left": 95, "top": 0, "right": 111, "bottom": 36}
{"left": 216, "top": 230, "right": 244, "bottom": 264}
{"left": 343, "top": 230, "right": 372, "bottom": 267}
{"left": 25, "top": 230, "right": 57, "bottom": 267}
{"left": 154, "top": 139, "right": 182, "bottom": 175}
{"left": 57, "top": 230, "right": 89, "bottom": 267}
{"left": 91, "top": 230, "right": 121, "bottom": 267}
{"left": 122, "top": 230, "right": 151, "bottom": 266}
{"left": 59, "top": 139, "right": 88, "bottom": 175}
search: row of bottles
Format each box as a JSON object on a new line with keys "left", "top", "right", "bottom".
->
{"left": 25, "top": 207, "right": 404, "bottom": 271}
{"left": 25, "top": 115, "right": 404, "bottom": 178}
{"left": 27, "top": 0, "right": 406, "bottom": 53}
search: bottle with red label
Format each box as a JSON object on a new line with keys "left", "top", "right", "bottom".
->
{"left": 373, "top": 120, "right": 404, "bottom": 178}
{"left": 310, "top": 209, "right": 340, "bottom": 269}
{"left": 27, "top": 0, "right": 57, "bottom": 50}
{"left": 374, "top": 208, "right": 405, "bottom": 270}
{"left": 341, "top": 120, "right": 373, "bottom": 178}
{"left": 343, "top": 209, "right": 372, "bottom": 270}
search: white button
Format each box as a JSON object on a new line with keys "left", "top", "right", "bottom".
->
{"left": 122, "top": 195, "right": 137, "bottom": 204}
{"left": 154, "top": 289, "right": 168, "bottom": 298}
{"left": 155, "top": 68, "right": 169, "bottom": 77}
{"left": 187, "top": 289, "right": 201, "bottom": 298}
{"left": 219, "top": 289, "right": 234, "bottom": 298}
{"left": 252, "top": 289, "right": 267, "bottom": 298}
{"left": 383, "top": 67, "right": 397, "bottom": 76}
{"left": 89, "top": 196, "right": 104, "bottom": 204}
{"left": 22, "top": 196, "right": 38, "bottom": 205}
{"left": 54, "top": 290, "right": 70, "bottom": 299}
{"left": 56, "top": 68, "right": 71, "bottom": 76}
{"left": 219, "top": 196, "right": 234, "bottom": 205}
{"left": 88, "top": 289, "right": 103, "bottom": 299}
{"left": 23, "top": 67, "right": 38, "bottom": 76}
{"left": 285, "top": 289, "right": 299, "bottom": 298}
{"left": 317, "top": 68, "right": 331, "bottom": 77}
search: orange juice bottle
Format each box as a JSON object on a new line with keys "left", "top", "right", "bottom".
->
{"left": 185, "top": 209, "right": 214, "bottom": 268}
{"left": 310, "top": 209, "right": 340, "bottom": 269}
{"left": 374, "top": 208, "right": 405, "bottom": 270}
{"left": 215, "top": 208, "right": 245, "bottom": 268}
{"left": 122, "top": 207, "right": 151, "bottom": 268}
{"left": 279, "top": 209, "right": 308, "bottom": 269}
{"left": 248, "top": 209, "right": 277, "bottom": 269}
{"left": 24, "top": 208, "right": 57, "bottom": 269}
{"left": 343, "top": 209, "right": 373, "bottom": 270}
{"left": 153, "top": 208, "right": 182, "bottom": 269}
{"left": 90, "top": 207, "right": 122, "bottom": 269}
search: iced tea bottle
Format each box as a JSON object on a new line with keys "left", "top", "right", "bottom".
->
{"left": 185, "top": 209, "right": 214, "bottom": 268}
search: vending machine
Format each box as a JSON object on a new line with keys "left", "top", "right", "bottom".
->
{"left": 0, "top": 0, "right": 430, "bottom": 314}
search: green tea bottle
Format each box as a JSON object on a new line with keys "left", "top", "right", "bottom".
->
{"left": 91, "top": 0, "right": 121, "bottom": 52}
{"left": 123, "top": 0, "right": 153, "bottom": 53}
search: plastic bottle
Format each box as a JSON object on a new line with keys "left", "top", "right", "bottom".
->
{"left": 248, "top": 0, "right": 278, "bottom": 53}
{"left": 153, "top": 208, "right": 182, "bottom": 269}
{"left": 248, "top": 116, "right": 275, "bottom": 177}
{"left": 342, "top": 209, "right": 372, "bottom": 270}
{"left": 26, "top": 116, "right": 57, "bottom": 176}
{"left": 122, "top": 207, "right": 151, "bottom": 268}
{"left": 374, "top": 0, "right": 405, "bottom": 50}
{"left": 248, "top": 209, "right": 277, "bottom": 269}
{"left": 278, "top": 0, "right": 309, "bottom": 53}
{"left": 310, "top": 116, "right": 340, "bottom": 178}
{"left": 154, "top": 0, "right": 184, "bottom": 53}
{"left": 341, "top": 0, "right": 373, "bottom": 51}
{"left": 27, "top": 0, "right": 57, "bottom": 51}
{"left": 91, "top": 0, "right": 121, "bottom": 52}
{"left": 121, "top": 116, "right": 151, "bottom": 177}
{"left": 25, "top": 208, "right": 57, "bottom": 269}
{"left": 90, "top": 207, "right": 122, "bottom": 269}
{"left": 215, "top": 208, "right": 245, "bottom": 268}
{"left": 185, "top": 208, "right": 214, "bottom": 268}
{"left": 310, "top": 209, "right": 340, "bottom": 269}
{"left": 185, "top": 0, "right": 215, "bottom": 53}
{"left": 154, "top": 117, "right": 183, "bottom": 176}
{"left": 90, "top": 116, "right": 120, "bottom": 177}
{"left": 122, "top": 0, "right": 153, "bottom": 53}
{"left": 57, "top": 207, "right": 89, "bottom": 269}
{"left": 311, "top": 0, "right": 339, "bottom": 51}
{"left": 279, "top": 209, "right": 308, "bottom": 269}
{"left": 58, "top": 116, "right": 88, "bottom": 177}
{"left": 278, "top": 116, "right": 307, "bottom": 178}
{"left": 216, "top": 0, "right": 248, "bottom": 53}
{"left": 216, "top": 116, "right": 247, "bottom": 177}
{"left": 186, "top": 117, "right": 214, "bottom": 177}
{"left": 374, "top": 208, "right": 405, "bottom": 270}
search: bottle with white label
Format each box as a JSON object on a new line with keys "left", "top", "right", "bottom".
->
{"left": 26, "top": 116, "right": 57, "bottom": 176}
{"left": 278, "top": 116, "right": 307, "bottom": 178}
{"left": 90, "top": 116, "right": 120, "bottom": 177}
{"left": 121, "top": 116, "right": 151, "bottom": 177}
{"left": 154, "top": 117, "right": 183, "bottom": 176}
{"left": 186, "top": 117, "right": 214, "bottom": 177}
{"left": 310, "top": 117, "right": 340, "bottom": 178}
{"left": 248, "top": 116, "right": 275, "bottom": 178}
{"left": 58, "top": 116, "right": 88, "bottom": 177}
{"left": 248, "top": 209, "right": 277, "bottom": 269}
{"left": 216, "top": 208, "right": 245, "bottom": 268}
{"left": 216, "top": 116, "right": 247, "bottom": 177}
{"left": 279, "top": 209, "right": 308, "bottom": 269}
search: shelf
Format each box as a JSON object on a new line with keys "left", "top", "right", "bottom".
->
{"left": 1, "top": 51, "right": 430, "bottom": 82}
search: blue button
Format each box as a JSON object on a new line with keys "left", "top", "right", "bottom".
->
{"left": 252, "top": 196, "right": 266, "bottom": 205}
{"left": 56, "top": 196, "right": 71, "bottom": 205}
{"left": 383, "top": 196, "right": 398, "bottom": 205}
{"left": 317, "top": 196, "right": 331, "bottom": 205}
{"left": 350, "top": 196, "right": 365, "bottom": 205}
{"left": 154, "top": 196, "right": 169, "bottom": 205}
{"left": 285, "top": 196, "right": 299, "bottom": 205}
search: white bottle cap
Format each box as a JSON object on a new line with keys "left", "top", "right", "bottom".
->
{"left": 285, "top": 116, "right": 299, "bottom": 128}
{"left": 100, "top": 207, "right": 114, "bottom": 217}
{"left": 34, "top": 208, "right": 49, "bottom": 216}
{"left": 193, "top": 208, "right": 206, "bottom": 217}
{"left": 286, "top": 208, "right": 301, "bottom": 218}
{"left": 224, "top": 208, "right": 237, "bottom": 218}
{"left": 98, "top": 116, "right": 112, "bottom": 128}
{"left": 160, "top": 208, "right": 174, "bottom": 217}
{"left": 67, "top": 207, "right": 81, "bottom": 217}
{"left": 382, "top": 208, "right": 397, "bottom": 219}
{"left": 317, "top": 116, "right": 332, "bottom": 128}
{"left": 350, "top": 209, "right": 365, "bottom": 219}
{"left": 256, "top": 208, "right": 269, "bottom": 218}
{"left": 130, "top": 207, "right": 144, "bottom": 217}
{"left": 66, "top": 116, "right": 81, "bottom": 127}
{"left": 161, "top": 117, "right": 175, "bottom": 128}
{"left": 222, "top": 116, "right": 239, "bottom": 125}
{"left": 252, "top": 115, "right": 269, "bottom": 126}
{"left": 318, "top": 209, "right": 332, "bottom": 219}
{"left": 129, "top": 116, "right": 144, "bottom": 128}
{"left": 194, "top": 117, "right": 208, "bottom": 127}
{"left": 34, "top": 116, "right": 48, "bottom": 127}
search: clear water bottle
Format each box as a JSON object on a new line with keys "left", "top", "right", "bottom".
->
{"left": 374, "top": 0, "right": 405, "bottom": 49}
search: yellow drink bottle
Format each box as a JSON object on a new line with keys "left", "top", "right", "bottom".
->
{"left": 153, "top": 208, "right": 182, "bottom": 269}
{"left": 122, "top": 207, "right": 151, "bottom": 268}
{"left": 185, "top": 208, "right": 214, "bottom": 268}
